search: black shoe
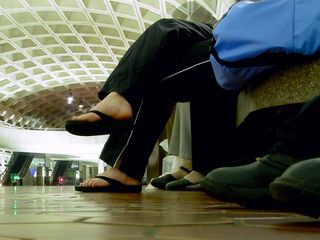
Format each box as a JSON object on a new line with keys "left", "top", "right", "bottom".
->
{"left": 165, "top": 178, "right": 195, "bottom": 190}
{"left": 150, "top": 174, "right": 176, "bottom": 189}
{"left": 150, "top": 166, "right": 191, "bottom": 189}
{"left": 186, "top": 183, "right": 202, "bottom": 191}
{"left": 270, "top": 158, "right": 320, "bottom": 218}
{"left": 200, "top": 152, "right": 301, "bottom": 208}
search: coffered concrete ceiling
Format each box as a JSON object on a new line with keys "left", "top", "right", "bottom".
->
{"left": 0, "top": 0, "right": 232, "bottom": 129}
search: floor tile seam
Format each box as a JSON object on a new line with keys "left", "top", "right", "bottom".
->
{"left": 81, "top": 221, "right": 234, "bottom": 227}
{"left": 0, "top": 234, "right": 33, "bottom": 240}
{"left": 0, "top": 219, "right": 89, "bottom": 225}
{"left": 231, "top": 220, "right": 320, "bottom": 231}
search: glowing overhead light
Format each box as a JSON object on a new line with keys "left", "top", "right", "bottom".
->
{"left": 78, "top": 104, "right": 84, "bottom": 111}
{"left": 67, "top": 96, "right": 74, "bottom": 104}
{"left": 67, "top": 90, "right": 74, "bottom": 104}
{"left": 78, "top": 98, "right": 84, "bottom": 111}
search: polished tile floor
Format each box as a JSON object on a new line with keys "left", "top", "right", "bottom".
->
{"left": 0, "top": 185, "right": 319, "bottom": 240}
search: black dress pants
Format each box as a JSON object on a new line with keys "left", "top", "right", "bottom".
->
{"left": 97, "top": 19, "right": 216, "bottom": 179}
{"left": 274, "top": 95, "right": 320, "bottom": 159}
{"left": 98, "top": 18, "right": 213, "bottom": 108}
{"left": 113, "top": 40, "right": 242, "bottom": 180}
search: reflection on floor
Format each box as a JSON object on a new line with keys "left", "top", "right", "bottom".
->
{"left": 0, "top": 186, "right": 319, "bottom": 240}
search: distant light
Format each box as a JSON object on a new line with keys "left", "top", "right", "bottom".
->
{"left": 67, "top": 96, "right": 74, "bottom": 104}
{"left": 29, "top": 168, "right": 35, "bottom": 177}
{"left": 10, "top": 173, "right": 20, "bottom": 185}
{"left": 78, "top": 104, "right": 84, "bottom": 111}
{"left": 58, "top": 176, "right": 65, "bottom": 185}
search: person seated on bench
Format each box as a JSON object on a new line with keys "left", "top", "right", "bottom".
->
{"left": 66, "top": 17, "right": 255, "bottom": 193}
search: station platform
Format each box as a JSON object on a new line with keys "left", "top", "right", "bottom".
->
{"left": 0, "top": 186, "right": 319, "bottom": 240}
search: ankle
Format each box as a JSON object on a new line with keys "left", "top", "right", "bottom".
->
{"left": 184, "top": 171, "right": 204, "bottom": 184}
{"left": 171, "top": 165, "right": 192, "bottom": 179}
{"left": 103, "top": 92, "right": 133, "bottom": 120}
{"left": 100, "top": 168, "right": 140, "bottom": 185}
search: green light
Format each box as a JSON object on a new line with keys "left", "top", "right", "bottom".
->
{"left": 10, "top": 173, "right": 20, "bottom": 184}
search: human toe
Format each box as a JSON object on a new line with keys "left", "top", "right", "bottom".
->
{"left": 71, "top": 112, "right": 101, "bottom": 122}
{"left": 80, "top": 178, "right": 110, "bottom": 188}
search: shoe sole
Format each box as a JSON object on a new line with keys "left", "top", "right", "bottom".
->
{"left": 200, "top": 178, "right": 278, "bottom": 209}
{"left": 270, "top": 177, "right": 320, "bottom": 218}
{"left": 165, "top": 179, "right": 193, "bottom": 191}
{"left": 65, "top": 119, "right": 132, "bottom": 136}
{"left": 75, "top": 184, "right": 142, "bottom": 193}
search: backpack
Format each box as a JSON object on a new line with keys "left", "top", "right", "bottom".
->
{"left": 210, "top": 0, "right": 320, "bottom": 90}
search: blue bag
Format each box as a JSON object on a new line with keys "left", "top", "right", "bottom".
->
{"left": 210, "top": 0, "right": 320, "bottom": 90}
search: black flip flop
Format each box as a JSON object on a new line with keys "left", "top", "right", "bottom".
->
{"left": 65, "top": 110, "right": 133, "bottom": 136}
{"left": 75, "top": 176, "right": 142, "bottom": 193}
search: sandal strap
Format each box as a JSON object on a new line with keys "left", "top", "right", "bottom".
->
{"left": 89, "top": 110, "right": 112, "bottom": 122}
{"left": 179, "top": 166, "right": 192, "bottom": 174}
{"left": 94, "top": 175, "right": 121, "bottom": 186}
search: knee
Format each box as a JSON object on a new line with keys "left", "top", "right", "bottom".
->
{"left": 153, "top": 18, "right": 176, "bottom": 25}
{"left": 150, "top": 18, "right": 182, "bottom": 31}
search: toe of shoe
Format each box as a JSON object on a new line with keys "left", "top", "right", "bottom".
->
{"left": 165, "top": 179, "right": 192, "bottom": 190}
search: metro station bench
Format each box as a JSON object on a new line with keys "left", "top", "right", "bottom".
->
{"left": 236, "top": 58, "right": 320, "bottom": 126}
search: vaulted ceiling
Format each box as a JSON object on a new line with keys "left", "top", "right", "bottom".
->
{"left": 0, "top": 0, "right": 232, "bottom": 129}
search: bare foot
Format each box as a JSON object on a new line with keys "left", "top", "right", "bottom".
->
{"left": 72, "top": 92, "right": 133, "bottom": 122}
{"left": 80, "top": 167, "right": 141, "bottom": 188}
{"left": 184, "top": 171, "right": 204, "bottom": 184}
